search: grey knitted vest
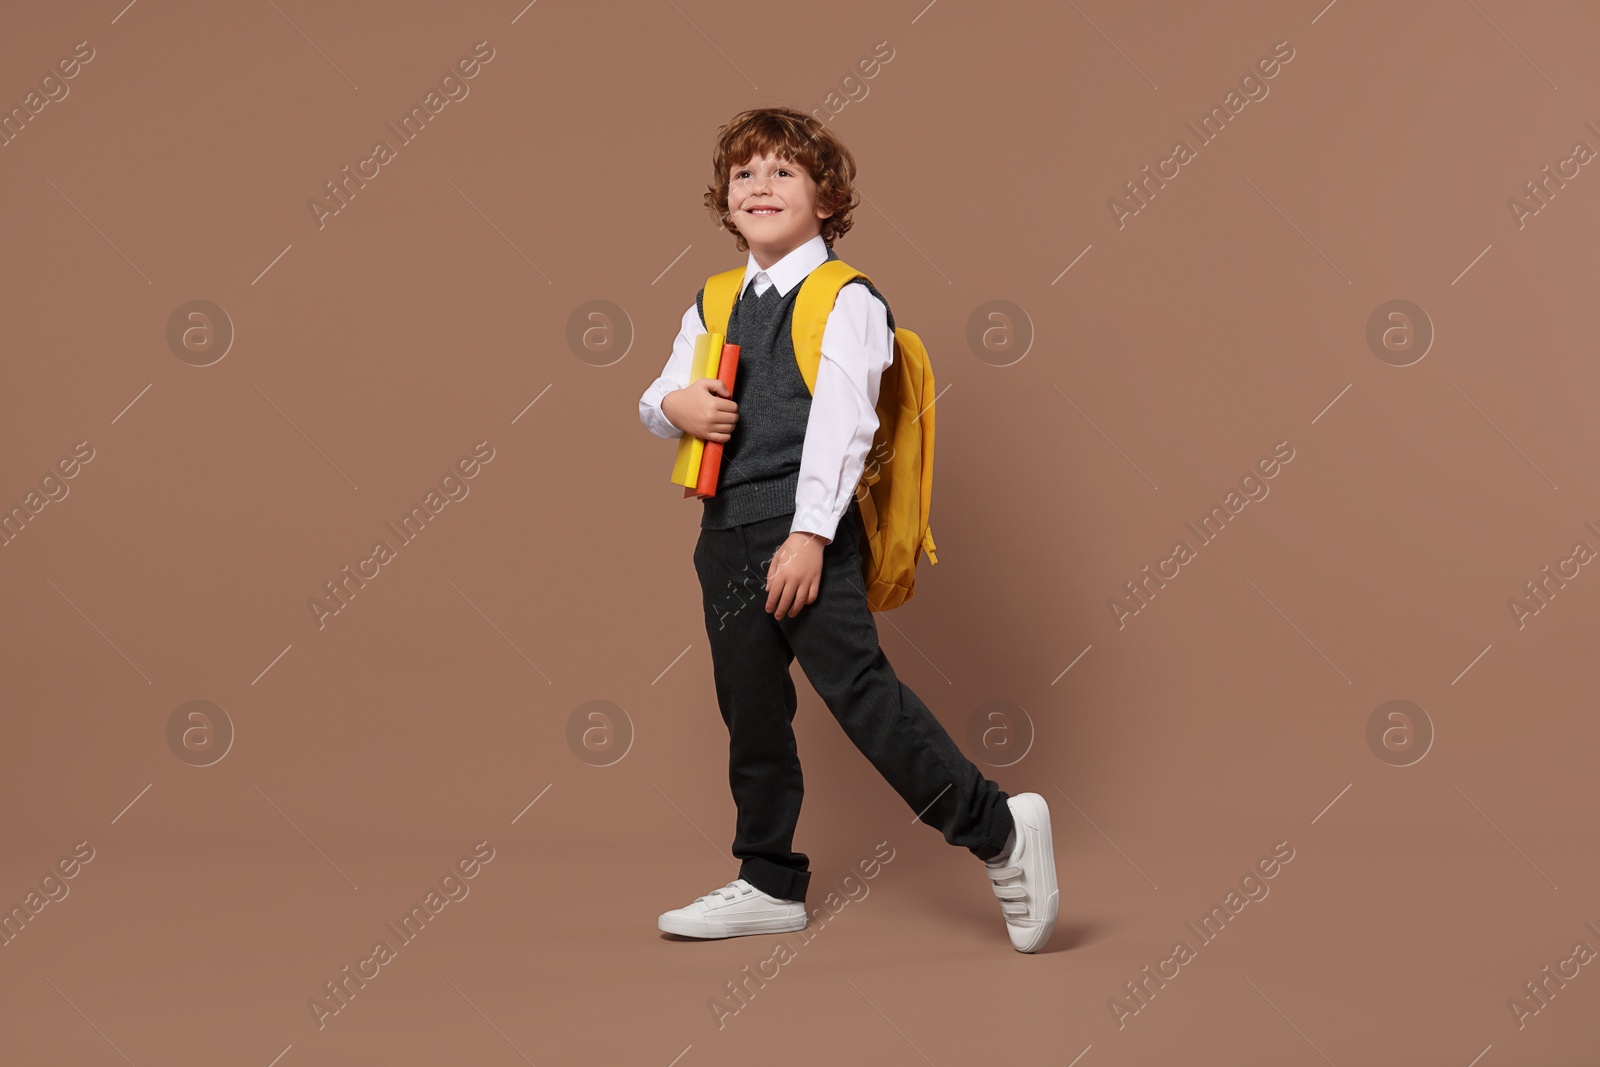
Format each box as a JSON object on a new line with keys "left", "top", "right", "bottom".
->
{"left": 696, "top": 247, "right": 893, "bottom": 530}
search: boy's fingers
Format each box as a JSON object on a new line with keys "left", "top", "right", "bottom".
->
{"left": 773, "top": 575, "right": 790, "bottom": 615}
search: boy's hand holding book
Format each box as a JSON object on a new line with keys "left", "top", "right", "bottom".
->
{"left": 663, "top": 378, "right": 738, "bottom": 442}
{"left": 666, "top": 333, "right": 741, "bottom": 497}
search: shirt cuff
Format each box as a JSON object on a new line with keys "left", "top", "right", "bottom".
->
{"left": 790, "top": 499, "right": 843, "bottom": 545}
{"left": 638, "top": 384, "right": 684, "bottom": 439}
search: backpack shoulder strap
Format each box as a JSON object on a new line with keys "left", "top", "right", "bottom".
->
{"left": 792, "top": 259, "right": 869, "bottom": 393}
{"left": 699, "top": 267, "right": 747, "bottom": 336}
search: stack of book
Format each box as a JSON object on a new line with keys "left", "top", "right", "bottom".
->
{"left": 668, "top": 332, "right": 741, "bottom": 499}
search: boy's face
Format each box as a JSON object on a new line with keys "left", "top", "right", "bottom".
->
{"left": 727, "top": 151, "right": 833, "bottom": 268}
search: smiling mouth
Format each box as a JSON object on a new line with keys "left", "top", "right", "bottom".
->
{"left": 747, "top": 208, "right": 781, "bottom": 216}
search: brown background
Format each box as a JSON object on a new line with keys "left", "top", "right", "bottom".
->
{"left": 2, "top": 1, "right": 1597, "bottom": 1064}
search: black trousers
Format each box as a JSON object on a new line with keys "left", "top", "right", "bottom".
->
{"left": 692, "top": 498, "right": 1015, "bottom": 903}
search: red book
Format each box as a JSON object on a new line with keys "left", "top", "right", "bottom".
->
{"left": 685, "top": 342, "right": 741, "bottom": 498}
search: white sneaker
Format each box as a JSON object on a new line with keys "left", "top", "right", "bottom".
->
{"left": 658, "top": 878, "right": 807, "bottom": 938}
{"left": 983, "top": 792, "right": 1059, "bottom": 953}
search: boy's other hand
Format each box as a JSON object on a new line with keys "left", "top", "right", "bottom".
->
{"left": 766, "top": 532, "right": 825, "bottom": 618}
{"left": 663, "top": 379, "right": 738, "bottom": 442}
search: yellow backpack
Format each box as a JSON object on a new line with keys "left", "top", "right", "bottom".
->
{"left": 700, "top": 257, "right": 938, "bottom": 612}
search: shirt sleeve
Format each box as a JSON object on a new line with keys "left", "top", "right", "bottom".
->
{"left": 637, "top": 302, "right": 702, "bottom": 439}
{"left": 791, "top": 282, "right": 893, "bottom": 544}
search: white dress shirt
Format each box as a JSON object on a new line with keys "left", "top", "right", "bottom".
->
{"left": 638, "top": 234, "right": 893, "bottom": 545}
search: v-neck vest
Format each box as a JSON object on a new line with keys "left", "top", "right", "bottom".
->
{"left": 694, "top": 248, "right": 891, "bottom": 530}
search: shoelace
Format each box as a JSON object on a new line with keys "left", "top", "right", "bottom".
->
{"left": 986, "top": 864, "right": 1028, "bottom": 919}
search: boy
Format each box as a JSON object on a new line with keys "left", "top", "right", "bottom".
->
{"left": 638, "top": 106, "right": 1058, "bottom": 952}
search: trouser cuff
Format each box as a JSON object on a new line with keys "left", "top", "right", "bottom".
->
{"left": 739, "top": 857, "right": 811, "bottom": 903}
{"left": 971, "top": 792, "right": 1017, "bottom": 862}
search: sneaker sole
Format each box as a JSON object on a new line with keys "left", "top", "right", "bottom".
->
{"left": 658, "top": 912, "right": 807, "bottom": 938}
{"left": 1011, "top": 792, "right": 1059, "bottom": 953}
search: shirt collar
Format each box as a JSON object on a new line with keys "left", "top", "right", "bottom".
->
{"left": 741, "top": 233, "right": 829, "bottom": 299}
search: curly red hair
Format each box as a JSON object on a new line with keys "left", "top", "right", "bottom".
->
{"left": 703, "top": 106, "right": 859, "bottom": 252}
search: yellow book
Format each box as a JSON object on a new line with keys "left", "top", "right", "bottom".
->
{"left": 669, "top": 331, "right": 724, "bottom": 487}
